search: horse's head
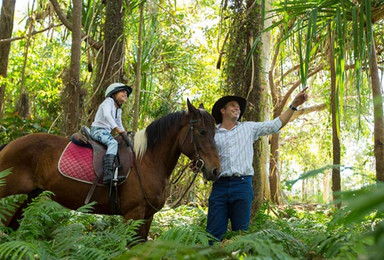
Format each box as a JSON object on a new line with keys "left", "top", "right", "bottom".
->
{"left": 181, "top": 99, "right": 221, "bottom": 181}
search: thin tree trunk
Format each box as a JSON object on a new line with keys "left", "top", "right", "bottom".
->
{"left": 0, "top": 0, "right": 16, "bottom": 119}
{"left": 369, "top": 32, "right": 384, "bottom": 181}
{"left": 132, "top": 3, "right": 144, "bottom": 132}
{"left": 89, "top": 0, "right": 126, "bottom": 123}
{"left": 269, "top": 132, "right": 281, "bottom": 204}
{"left": 259, "top": 0, "right": 272, "bottom": 202}
{"left": 61, "top": 0, "right": 82, "bottom": 136}
{"left": 17, "top": 15, "right": 34, "bottom": 118}
{"left": 323, "top": 171, "right": 330, "bottom": 203}
{"left": 329, "top": 28, "right": 341, "bottom": 206}
{"left": 243, "top": 0, "right": 263, "bottom": 215}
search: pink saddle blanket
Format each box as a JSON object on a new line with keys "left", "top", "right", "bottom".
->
{"left": 58, "top": 142, "right": 100, "bottom": 184}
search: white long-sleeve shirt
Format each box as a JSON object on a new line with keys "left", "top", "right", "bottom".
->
{"left": 215, "top": 118, "right": 282, "bottom": 177}
{"left": 91, "top": 97, "right": 125, "bottom": 132}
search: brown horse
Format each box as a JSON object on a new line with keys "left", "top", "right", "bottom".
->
{"left": 0, "top": 100, "right": 221, "bottom": 239}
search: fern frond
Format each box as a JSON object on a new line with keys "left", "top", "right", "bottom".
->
{"left": 0, "top": 240, "right": 39, "bottom": 260}
{"left": 51, "top": 217, "right": 143, "bottom": 257}
{"left": 0, "top": 194, "right": 27, "bottom": 223}
{"left": 16, "top": 191, "right": 71, "bottom": 240}
{"left": 308, "top": 232, "right": 352, "bottom": 258}
{"left": 158, "top": 224, "right": 216, "bottom": 246}
{"left": 76, "top": 201, "right": 97, "bottom": 213}
{"left": 115, "top": 240, "right": 232, "bottom": 260}
{"left": 258, "top": 229, "right": 308, "bottom": 257}
{"left": 0, "top": 168, "right": 12, "bottom": 186}
{"left": 224, "top": 232, "right": 296, "bottom": 259}
{"left": 67, "top": 246, "right": 111, "bottom": 260}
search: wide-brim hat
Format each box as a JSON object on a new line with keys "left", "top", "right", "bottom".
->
{"left": 211, "top": 95, "right": 247, "bottom": 124}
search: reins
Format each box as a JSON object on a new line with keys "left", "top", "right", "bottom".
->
{"left": 122, "top": 133, "right": 161, "bottom": 211}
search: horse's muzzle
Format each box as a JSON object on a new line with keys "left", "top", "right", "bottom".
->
{"left": 204, "top": 167, "right": 221, "bottom": 181}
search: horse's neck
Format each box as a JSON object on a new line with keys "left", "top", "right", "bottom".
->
{"left": 147, "top": 134, "right": 181, "bottom": 179}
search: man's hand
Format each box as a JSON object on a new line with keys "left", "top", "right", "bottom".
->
{"left": 279, "top": 87, "right": 309, "bottom": 128}
{"left": 291, "top": 87, "right": 309, "bottom": 107}
{"left": 189, "top": 160, "right": 200, "bottom": 173}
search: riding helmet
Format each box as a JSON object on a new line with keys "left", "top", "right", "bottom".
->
{"left": 105, "top": 83, "right": 132, "bottom": 98}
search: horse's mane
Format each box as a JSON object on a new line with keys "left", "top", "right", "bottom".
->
{"left": 133, "top": 109, "right": 215, "bottom": 160}
{"left": 134, "top": 111, "right": 186, "bottom": 159}
{"left": 0, "top": 144, "right": 7, "bottom": 151}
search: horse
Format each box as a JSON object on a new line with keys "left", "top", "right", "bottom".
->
{"left": 0, "top": 100, "right": 221, "bottom": 240}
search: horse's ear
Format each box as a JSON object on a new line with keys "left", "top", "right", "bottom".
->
{"left": 198, "top": 103, "right": 205, "bottom": 110}
{"left": 187, "top": 98, "right": 198, "bottom": 114}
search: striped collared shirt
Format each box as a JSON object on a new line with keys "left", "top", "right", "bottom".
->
{"left": 215, "top": 118, "right": 282, "bottom": 178}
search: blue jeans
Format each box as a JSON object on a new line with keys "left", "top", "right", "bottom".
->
{"left": 206, "top": 175, "right": 253, "bottom": 241}
{"left": 90, "top": 127, "right": 118, "bottom": 155}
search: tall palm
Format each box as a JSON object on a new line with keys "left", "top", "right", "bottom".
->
{"left": 268, "top": 0, "right": 384, "bottom": 188}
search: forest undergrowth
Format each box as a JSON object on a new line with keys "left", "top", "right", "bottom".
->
{"left": 0, "top": 169, "right": 383, "bottom": 259}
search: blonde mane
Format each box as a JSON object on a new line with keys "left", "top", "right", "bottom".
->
{"left": 134, "top": 129, "right": 147, "bottom": 160}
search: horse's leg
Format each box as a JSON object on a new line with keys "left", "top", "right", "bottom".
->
{"left": 122, "top": 205, "right": 153, "bottom": 242}
{"left": 4, "top": 189, "right": 43, "bottom": 229}
{"left": 139, "top": 215, "right": 154, "bottom": 240}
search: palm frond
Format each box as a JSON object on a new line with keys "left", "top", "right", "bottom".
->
{"left": 285, "top": 164, "right": 342, "bottom": 188}
{"left": 334, "top": 183, "right": 384, "bottom": 225}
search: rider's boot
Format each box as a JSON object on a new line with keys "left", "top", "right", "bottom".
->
{"left": 102, "top": 154, "right": 115, "bottom": 185}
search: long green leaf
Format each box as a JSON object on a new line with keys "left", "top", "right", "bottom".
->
{"left": 365, "top": 0, "right": 373, "bottom": 68}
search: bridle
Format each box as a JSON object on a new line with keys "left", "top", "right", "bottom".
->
{"left": 171, "top": 118, "right": 205, "bottom": 185}
{"left": 169, "top": 117, "right": 207, "bottom": 207}
{"left": 180, "top": 118, "right": 205, "bottom": 171}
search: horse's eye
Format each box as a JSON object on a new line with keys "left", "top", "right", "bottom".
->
{"left": 199, "top": 129, "right": 206, "bottom": 135}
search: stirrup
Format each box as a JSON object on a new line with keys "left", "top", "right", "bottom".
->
{"left": 112, "top": 175, "right": 125, "bottom": 184}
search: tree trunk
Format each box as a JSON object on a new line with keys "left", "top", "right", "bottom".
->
{"left": 223, "top": 0, "right": 264, "bottom": 213}
{"left": 243, "top": 0, "right": 264, "bottom": 215}
{"left": 259, "top": 0, "right": 272, "bottom": 202}
{"left": 329, "top": 29, "right": 341, "bottom": 206}
{"left": 88, "top": 0, "right": 126, "bottom": 123}
{"left": 323, "top": 171, "right": 330, "bottom": 203}
{"left": 132, "top": 3, "right": 144, "bottom": 132}
{"left": 61, "top": 0, "right": 83, "bottom": 136}
{"left": 16, "top": 17, "right": 33, "bottom": 118}
{"left": 0, "top": 0, "right": 16, "bottom": 119}
{"left": 369, "top": 32, "right": 384, "bottom": 182}
{"left": 269, "top": 132, "right": 281, "bottom": 204}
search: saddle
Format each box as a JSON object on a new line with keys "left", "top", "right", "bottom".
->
{"left": 68, "top": 127, "right": 135, "bottom": 212}
{"left": 70, "top": 126, "right": 134, "bottom": 183}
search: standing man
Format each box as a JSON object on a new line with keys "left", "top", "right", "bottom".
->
{"left": 207, "top": 88, "right": 308, "bottom": 241}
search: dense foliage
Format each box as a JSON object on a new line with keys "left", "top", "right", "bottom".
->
{"left": 1, "top": 0, "right": 384, "bottom": 258}
{"left": 1, "top": 169, "right": 383, "bottom": 259}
